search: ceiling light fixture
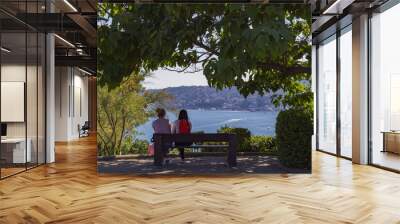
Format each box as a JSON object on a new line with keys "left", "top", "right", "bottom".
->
{"left": 54, "top": 34, "right": 75, "bottom": 48}
{"left": 78, "top": 67, "right": 93, "bottom": 76}
{"left": 322, "top": 0, "right": 354, "bottom": 15}
{"left": 76, "top": 48, "right": 85, "bottom": 55}
{"left": 1, "top": 47, "right": 11, "bottom": 53}
{"left": 63, "top": 0, "right": 78, "bottom": 12}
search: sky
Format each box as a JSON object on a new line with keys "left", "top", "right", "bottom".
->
{"left": 143, "top": 69, "right": 209, "bottom": 89}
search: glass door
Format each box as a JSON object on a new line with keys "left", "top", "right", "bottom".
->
{"left": 370, "top": 3, "right": 400, "bottom": 171}
{"left": 317, "top": 35, "right": 337, "bottom": 154}
{"left": 339, "top": 26, "right": 352, "bottom": 158}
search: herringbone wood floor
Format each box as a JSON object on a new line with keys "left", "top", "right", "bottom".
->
{"left": 1, "top": 136, "right": 400, "bottom": 224}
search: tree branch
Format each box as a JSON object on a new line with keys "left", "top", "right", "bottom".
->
{"left": 256, "top": 62, "right": 310, "bottom": 76}
{"left": 97, "top": 132, "right": 110, "bottom": 156}
{"left": 117, "top": 115, "right": 127, "bottom": 155}
{"left": 194, "top": 40, "right": 219, "bottom": 56}
{"left": 164, "top": 66, "right": 202, "bottom": 73}
{"left": 97, "top": 114, "right": 114, "bottom": 156}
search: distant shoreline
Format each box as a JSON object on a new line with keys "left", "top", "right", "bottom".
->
{"left": 185, "top": 108, "right": 278, "bottom": 112}
{"left": 148, "top": 86, "right": 279, "bottom": 112}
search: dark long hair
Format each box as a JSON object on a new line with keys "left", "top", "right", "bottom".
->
{"left": 178, "top": 109, "right": 189, "bottom": 121}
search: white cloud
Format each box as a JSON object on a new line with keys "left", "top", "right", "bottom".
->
{"left": 143, "top": 69, "right": 208, "bottom": 89}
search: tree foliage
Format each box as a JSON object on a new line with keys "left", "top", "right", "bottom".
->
{"left": 97, "top": 72, "right": 173, "bottom": 156}
{"left": 98, "top": 3, "right": 311, "bottom": 108}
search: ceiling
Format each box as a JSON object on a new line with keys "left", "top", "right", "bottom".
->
{"left": 99, "top": 0, "right": 309, "bottom": 3}
{"left": 311, "top": 0, "right": 390, "bottom": 41}
{"left": 0, "top": 0, "right": 97, "bottom": 75}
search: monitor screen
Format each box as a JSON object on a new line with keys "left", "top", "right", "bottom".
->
{"left": 1, "top": 123, "right": 7, "bottom": 137}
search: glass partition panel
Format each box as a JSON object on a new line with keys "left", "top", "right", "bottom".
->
{"left": 1, "top": 30, "right": 27, "bottom": 177}
{"left": 38, "top": 32, "right": 45, "bottom": 165}
{"left": 0, "top": 1, "right": 46, "bottom": 179}
{"left": 27, "top": 30, "right": 38, "bottom": 169}
{"left": 371, "top": 4, "right": 400, "bottom": 171}
{"left": 317, "top": 35, "right": 337, "bottom": 154}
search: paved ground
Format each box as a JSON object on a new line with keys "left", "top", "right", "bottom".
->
{"left": 97, "top": 156, "right": 310, "bottom": 175}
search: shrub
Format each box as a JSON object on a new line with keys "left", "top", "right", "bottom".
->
{"left": 250, "top": 135, "right": 277, "bottom": 154}
{"left": 131, "top": 139, "right": 149, "bottom": 154}
{"left": 121, "top": 136, "right": 149, "bottom": 155}
{"left": 217, "top": 126, "right": 251, "bottom": 152}
{"left": 275, "top": 108, "right": 313, "bottom": 169}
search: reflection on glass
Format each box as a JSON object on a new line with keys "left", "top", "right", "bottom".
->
{"left": 390, "top": 75, "right": 400, "bottom": 130}
{"left": 371, "top": 3, "right": 400, "bottom": 171}
{"left": 38, "top": 33, "right": 46, "bottom": 165}
{"left": 318, "top": 35, "right": 337, "bottom": 154}
{"left": 27, "top": 31, "right": 38, "bottom": 169}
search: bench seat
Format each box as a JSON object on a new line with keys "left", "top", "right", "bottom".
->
{"left": 188, "top": 144, "right": 229, "bottom": 148}
{"left": 153, "top": 133, "right": 237, "bottom": 167}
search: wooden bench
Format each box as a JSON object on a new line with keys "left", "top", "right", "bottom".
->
{"left": 186, "top": 144, "right": 226, "bottom": 153}
{"left": 153, "top": 133, "right": 237, "bottom": 167}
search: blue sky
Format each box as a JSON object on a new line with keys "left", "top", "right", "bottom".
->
{"left": 143, "top": 69, "right": 209, "bottom": 89}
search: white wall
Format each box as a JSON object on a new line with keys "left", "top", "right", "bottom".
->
{"left": 54, "top": 67, "right": 89, "bottom": 141}
{"left": 71, "top": 72, "right": 89, "bottom": 138}
{"left": 1, "top": 62, "right": 46, "bottom": 164}
{"left": 55, "top": 67, "right": 69, "bottom": 141}
{"left": 1, "top": 65, "right": 27, "bottom": 139}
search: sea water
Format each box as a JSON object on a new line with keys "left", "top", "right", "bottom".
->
{"left": 136, "top": 109, "right": 278, "bottom": 141}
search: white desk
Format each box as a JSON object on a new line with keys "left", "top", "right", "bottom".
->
{"left": 1, "top": 138, "right": 31, "bottom": 163}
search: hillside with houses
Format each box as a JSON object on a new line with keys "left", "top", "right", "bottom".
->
{"left": 151, "top": 86, "right": 279, "bottom": 112}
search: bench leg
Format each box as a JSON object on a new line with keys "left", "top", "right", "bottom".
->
{"left": 154, "top": 137, "right": 164, "bottom": 167}
{"left": 228, "top": 137, "right": 237, "bottom": 167}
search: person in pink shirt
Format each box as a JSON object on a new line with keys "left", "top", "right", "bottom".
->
{"left": 152, "top": 108, "right": 171, "bottom": 134}
{"left": 152, "top": 108, "right": 171, "bottom": 165}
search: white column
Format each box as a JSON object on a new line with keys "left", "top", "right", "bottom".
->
{"left": 46, "top": 32, "right": 55, "bottom": 163}
{"left": 352, "top": 14, "right": 369, "bottom": 164}
{"left": 45, "top": 0, "right": 55, "bottom": 163}
{"left": 45, "top": 0, "right": 57, "bottom": 163}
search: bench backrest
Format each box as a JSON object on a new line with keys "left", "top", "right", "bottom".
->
{"left": 153, "top": 133, "right": 236, "bottom": 143}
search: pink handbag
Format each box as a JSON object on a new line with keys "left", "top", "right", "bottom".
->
{"left": 147, "top": 143, "right": 155, "bottom": 156}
